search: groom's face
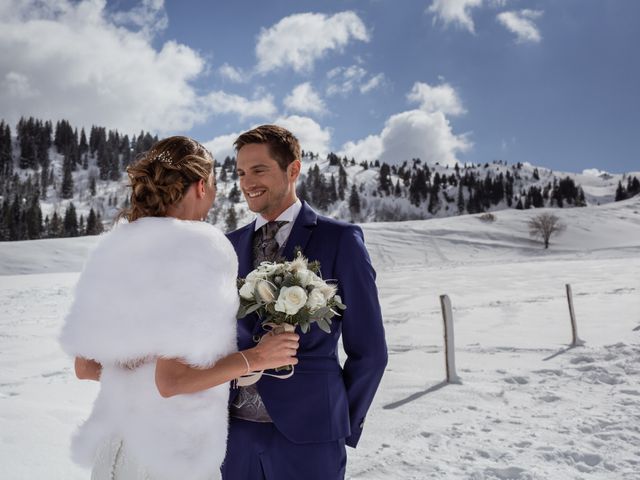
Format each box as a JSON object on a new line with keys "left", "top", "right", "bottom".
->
{"left": 236, "top": 143, "right": 298, "bottom": 220}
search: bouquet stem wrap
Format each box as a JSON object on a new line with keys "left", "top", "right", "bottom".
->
{"left": 236, "top": 322, "right": 296, "bottom": 387}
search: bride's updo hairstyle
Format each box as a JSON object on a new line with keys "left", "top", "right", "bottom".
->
{"left": 121, "top": 136, "right": 214, "bottom": 222}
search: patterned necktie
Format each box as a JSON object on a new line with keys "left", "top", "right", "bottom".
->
{"left": 253, "top": 220, "right": 289, "bottom": 267}
{"left": 232, "top": 220, "right": 290, "bottom": 423}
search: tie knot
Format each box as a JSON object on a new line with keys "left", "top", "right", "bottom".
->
{"left": 262, "top": 221, "right": 288, "bottom": 240}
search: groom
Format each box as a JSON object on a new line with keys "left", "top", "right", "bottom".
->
{"left": 222, "top": 125, "right": 388, "bottom": 480}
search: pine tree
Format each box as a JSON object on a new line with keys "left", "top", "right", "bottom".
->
{"left": 49, "top": 211, "right": 62, "bottom": 238}
{"left": 428, "top": 182, "right": 440, "bottom": 214}
{"left": 90, "top": 176, "right": 97, "bottom": 196}
{"left": 0, "top": 198, "right": 9, "bottom": 240}
{"left": 61, "top": 155, "right": 74, "bottom": 199}
{"left": 228, "top": 183, "right": 241, "bottom": 203}
{"left": 79, "top": 128, "right": 88, "bottom": 156}
{"left": 329, "top": 174, "right": 338, "bottom": 203}
{"left": 457, "top": 186, "right": 465, "bottom": 214}
{"left": 25, "top": 190, "right": 42, "bottom": 239}
{"left": 86, "top": 208, "right": 99, "bottom": 235}
{"left": 533, "top": 168, "right": 540, "bottom": 181}
{"left": 629, "top": 176, "right": 640, "bottom": 197}
{"left": 338, "top": 164, "right": 348, "bottom": 200}
{"left": 348, "top": 184, "right": 360, "bottom": 219}
{"left": 225, "top": 206, "right": 238, "bottom": 232}
{"left": 297, "top": 180, "right": 309, "bottom": 203}
{"left": 0, "top": 122, "right": 13, "bottom": 179}
{"left": 379, "top": 163, "right": 391, "bottom": 195}
{"left": 63, "top": 203, "right": 79, "bottom": 237}
{"left": 615, "top": 181, "right": 626, "bottom": 201}
{"left": 409, "top": 168, "right": 428, "bottom": 206}
{"left": 8, "top": 194, "right": 21, "bottom": 240}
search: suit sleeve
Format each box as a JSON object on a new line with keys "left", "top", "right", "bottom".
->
{"left": 335, "top": 225, "right": 388, "bottom": 448}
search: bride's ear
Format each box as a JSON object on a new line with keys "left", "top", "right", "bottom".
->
{"left": 195, "top": 178, "right": 206, "bottom": 198}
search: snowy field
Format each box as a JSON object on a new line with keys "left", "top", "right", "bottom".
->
{"left": 1, "top": 197, "right": 639, "bottom": 479}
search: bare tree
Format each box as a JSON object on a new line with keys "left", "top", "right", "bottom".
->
{"left": 528, "top": 213, "right": 565, "bottom": 249}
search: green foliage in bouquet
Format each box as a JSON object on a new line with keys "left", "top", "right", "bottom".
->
{"left": 237, "top": 251, "right": 346, "bottom": 334}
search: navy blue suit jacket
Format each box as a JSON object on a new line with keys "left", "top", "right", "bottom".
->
{"left": 226, "top": 201, "right": 388, "bottom": 447}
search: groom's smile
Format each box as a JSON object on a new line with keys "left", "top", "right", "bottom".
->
{"left": 236, "top": 143, "right": 300, "bottom": 222}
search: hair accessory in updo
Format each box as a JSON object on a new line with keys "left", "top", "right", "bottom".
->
{"left": 156, "top": 151, "right": 174, "bottom": 165}
{"left": 118, "top": 136, "right": 214, "bottom": 223}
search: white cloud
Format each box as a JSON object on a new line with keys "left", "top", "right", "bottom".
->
{"left": 204, "top": 91, "right": 277, "bottom": 121}
{"left": 283, "top": 83, "right": 327, "bottom": 116}
{"left": 3, "top": 71, "right": 38, "bottom": 99}
{"left": 110, "top": 0, "right": 168, "bottom": 36}
{"left": 427, "top": 0, "right": 483, "bottom": 34}
{"left": 340, "top": 109, "right": 471, "bottom": 166}
{"left": 327, "top": 65, "right": 367, "bottom": 96}
{"left": 0, "top": 0, "right": 209, "bottom": 134}
{"left": 326, "top": 65, "right": 384, "bottom": 96}
{"left": 203, "top": 115, "right": 331, "bottom": 162}
{"left": 339, "top": 82, "right": 470, "bottom": 166}
{"left": 219, "top": 63, "right": 247, "bottom": 83}
{"left": 340, "top": 135, "right": 383, "bottom": 162}
{"left": 407, "top": 81, "right": 466, "bottom": 116}
{"left": 203, "top": 132, "right": 241, "bottom": 162}
{"left": 360, "top": 73, "right": 386, "bottom": 94}
{"left": 497, "top": 9, "right": 544, "bottom": 43}
{"left": 273, "top": 115, "right": 331, "bottom": 156}
{"left": 255, "top": 11, "right": 369, "bottom": 74}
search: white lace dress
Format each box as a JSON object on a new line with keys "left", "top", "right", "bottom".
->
{"left": 91, "top": 438, "right": 152, "bottom": 480}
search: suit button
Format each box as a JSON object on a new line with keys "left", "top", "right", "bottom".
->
{"left": 253, "top": 335, "right": 261, "bottom": 343}
{"left": 359, "top": 419, "right": 365, "bottom": 429}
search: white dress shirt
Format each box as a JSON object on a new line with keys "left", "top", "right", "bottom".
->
{"left": 254, "top": 199, "right": 302, "bottom": 248}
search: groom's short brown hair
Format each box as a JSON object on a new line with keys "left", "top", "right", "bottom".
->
{"left": 234, "top": 124, "right": 301, "bottom": 171}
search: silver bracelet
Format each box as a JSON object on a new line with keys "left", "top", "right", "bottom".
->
{"left": 238, "top": 351, "right": 251, "bottom": 375}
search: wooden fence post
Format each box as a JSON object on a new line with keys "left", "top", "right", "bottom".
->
{"left": 439, "top": 294, "right": 461, "bottom": 384}
{"left": 566, "top": 284, "right": 585, "bottom": 347}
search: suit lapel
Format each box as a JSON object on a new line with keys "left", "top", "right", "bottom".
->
{"left": 237, "top": 221, "right": 256, "bottom": 278}
{"left": 282, "top": 201, "right": 318, "bottom": 260}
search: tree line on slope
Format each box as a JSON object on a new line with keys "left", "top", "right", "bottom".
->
{"left": 2, "top": 117, "right": 638, "bottom": 240}
{"left": 0, "top": 117, "right": 157, "bottom": 241}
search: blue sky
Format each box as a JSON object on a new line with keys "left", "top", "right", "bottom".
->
{"left": 1, "top": 0, "right": 638, "bottom": 173}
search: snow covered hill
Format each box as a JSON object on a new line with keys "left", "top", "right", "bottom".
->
{"left": 0, "top": 197, "right": 639, "bottom": 479}
{"left": 3, "top": 117, "right": 639, "bottom": 240}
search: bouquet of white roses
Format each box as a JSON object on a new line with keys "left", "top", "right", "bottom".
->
{"left": 237, "top": 252, "right": 346, "bottom": 334}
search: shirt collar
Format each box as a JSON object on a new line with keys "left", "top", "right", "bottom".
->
{"left": 254, "top": 199, "right": 302, "bottom": 231}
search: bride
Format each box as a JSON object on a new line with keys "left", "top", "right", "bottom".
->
{"left": 60, "top": 136, "right": 299, "bottom": 480}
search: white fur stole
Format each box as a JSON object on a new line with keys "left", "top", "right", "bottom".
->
{"left": 60, "top": 217, "right": 239, "bottom": 480}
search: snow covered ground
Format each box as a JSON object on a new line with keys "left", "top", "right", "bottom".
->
{"left": 1, "top": 197, "right": 639, "bottom": 479}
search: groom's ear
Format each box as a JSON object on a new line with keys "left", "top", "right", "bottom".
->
{"left": 288, "top": 159, "right": 301, "bottom": 182}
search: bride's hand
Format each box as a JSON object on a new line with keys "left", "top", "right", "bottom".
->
{"left": 244, "top": 332, "right": 299, "bottom": 372}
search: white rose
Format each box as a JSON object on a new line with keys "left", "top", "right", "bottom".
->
{"left": 274, "top": 286, "right": 308, "bottom": 315}
{"left": 256, "top": 280, "right": 276, "bottom": 304}
{"left": 239, "top": 281, "right": 255, "bottom": 300}
{"left": 306, "top": 288, "right": 327, "bottom": 310}
{"left": 257, "top": 262, "right": 278, "bottom": 275}
{"left": 309, "top": 280, "right": 336, "bottom": 300}
{"left": 296, "top": 269, "right": 315, "bottom": 287}
{"left": 246, "top": 270, "right": 264, "bottom": 283}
